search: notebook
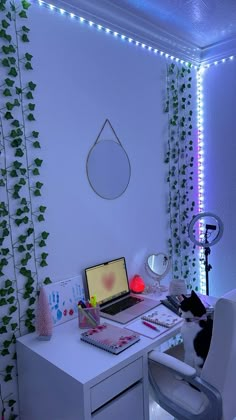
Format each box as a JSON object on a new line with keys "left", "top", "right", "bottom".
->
{"left": 84, "top": 257, "right": 159, "bottom": 324}
{"left": 80, "top": 323, "right": 140, "bottom": 354}
{"left": 141, "top": 304, "right": 182, "bottom": 328}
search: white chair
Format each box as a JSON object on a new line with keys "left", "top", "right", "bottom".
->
{"left": 148, "top": 289, "right": 236, "bottom": 420}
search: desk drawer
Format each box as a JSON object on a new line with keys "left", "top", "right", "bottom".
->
{"left": 90, "top": 358, "right": 143, "bottom": 412}
{"left": 92, "top": 382, "right": 143, "bottom": 420}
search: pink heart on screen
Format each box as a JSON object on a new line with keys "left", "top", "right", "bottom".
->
{"left": 102, "top": 272, "right": 115, "bottom": 290}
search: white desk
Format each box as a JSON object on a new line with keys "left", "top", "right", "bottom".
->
{"left": 17, "top": 294, "right": 215, "bottom": 420}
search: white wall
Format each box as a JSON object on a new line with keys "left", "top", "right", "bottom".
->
{"left": 204, "top": 60, "right": 236, "bottom": 296}
{"left": 29, "top": 4, "right": 171, "bottom": 285}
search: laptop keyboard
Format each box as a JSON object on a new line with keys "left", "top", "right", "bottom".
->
{"left": 101, "top": 296, "right": 142, "bottom": 315}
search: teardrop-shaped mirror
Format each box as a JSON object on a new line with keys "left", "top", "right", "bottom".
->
{"left": 86, "top": 140, "right": 131, "bottom": 199}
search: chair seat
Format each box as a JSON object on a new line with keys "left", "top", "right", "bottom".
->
{"left": 150, "top": 344, "right": 209, "bottom": 416}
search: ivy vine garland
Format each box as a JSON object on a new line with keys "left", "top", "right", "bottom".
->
{"left": 0, "top": 0, "right": 51, "bottom": 417}
{"left": 165, "top": 62, "right": 197, "bottom": 290}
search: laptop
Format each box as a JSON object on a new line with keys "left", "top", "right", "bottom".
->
{"left": 84, "top": 257, "right": 159, "bottom": 324}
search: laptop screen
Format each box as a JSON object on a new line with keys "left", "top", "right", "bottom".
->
{"left": 85, "top": 257, "right": 130, "bottom": 306}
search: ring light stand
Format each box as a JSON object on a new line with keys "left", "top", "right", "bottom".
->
{"left": 188, "top": 212, "right": 224, "bottom": 295}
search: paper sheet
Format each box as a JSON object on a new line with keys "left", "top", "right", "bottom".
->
{"left": 125, "top": 318, "right": 168, "bottom": 339}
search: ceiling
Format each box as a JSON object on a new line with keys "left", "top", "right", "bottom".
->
{"left": 52, "top": 0, "right": 236, "bottom": 63}
{"left": 105, "top": 0, "right": 236, "bottom": 49}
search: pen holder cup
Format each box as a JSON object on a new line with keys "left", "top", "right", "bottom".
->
{"left": 78, "top": 306, "right": 100, "bottom": 329}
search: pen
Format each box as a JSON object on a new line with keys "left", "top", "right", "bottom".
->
{"left": 142, "top": 321, "right": 160, "bottom": 331}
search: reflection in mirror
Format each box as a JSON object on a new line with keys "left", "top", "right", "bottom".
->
{"left": 86, "top": 140, "right": 131, "bottom": 200}
{"left": 145, "top": 253, "right": 171, "bottom": 294}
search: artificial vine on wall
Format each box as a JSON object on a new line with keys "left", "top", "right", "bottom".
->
{"left": 0, "top": 0, "right": 51, "bottom": 417}
{"left": 165, "top": 62, "right": 198, "bottom": 290}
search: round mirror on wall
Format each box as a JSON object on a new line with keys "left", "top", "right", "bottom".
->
{"left": 86, "top": 140, "right": 131, "bottom": 200}
{"left": 145, "top": 253, "right": 171, "bottom": 294}
{"left": 86, "top": 119, "right": 131, "bottom": 200}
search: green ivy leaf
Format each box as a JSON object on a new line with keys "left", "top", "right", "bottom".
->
{"left": 35, "top": 181, "right": 43, "bottom": 189}
{"left": 26, "top": 91, "right": 33, "bottom": 99}
{"left": 8, "top": 399, "right": 16, "bottom": 408}
{"left": 19, "top": 10, "right": 27, "bottom": 18}
{"left": 25, "top": 61, "right": 33, "bottom": 70}
{"left": 5, "top": 279, "right": 12, "bottom": 288}
{"left": 1, "top": 248, "right": 9, "bottom": 255}
{"left": 11, "top": 139, "right": 22, "bottom": 147}
{"left": 21, "top": 198, "right": 27, "bottom": 205}
{"left": 3, "top": 87, "right": 11, "bottom": 96}
{"left": 21, "top": 33, "right": 29, "bottom": 42}
{"left": 11, "top": 119, "right": 20, "bottom": 127}
{"left": 7, "top": 285, "right": 14, "bottom": 295}
{"left": 6, "top": 101, "right": 13, "bottom": 110}
{"left": 1, "top": 18, "right": 9, "bottom": 28}
{"left": 8, "top": 67, "right": 17, "bottom": 77}
{"left": 29, "top": 296, "right": 36, "bottom": 305}
{"left": 27, "top": 113, "right": 35, "bottom": 121}
{"left": 2, "top": 57, "right": 10, "bottom": 66}
{"left": 0, "top": 326, "right": 7, "bottom": 334}
{"left": 4, "top": 111, "right": 13, "bottom": 119}
{"left": 28, "top": 81, "right": 36, "bottom": 90}
{"left": 32, "top": 130, "right": 39, "bottom": 138}
{"left": 8, "top": 56, "right": 16, "bottom": 65}
{"left": 5, "top": 77, "right": 14, "bottom": 87}
{"left": 39, "top": 205, "right": 46, "bottom": 213}
{"left": 41, "top": 231, "right": 49, "bottom": 240}
{"left": 34, "top": 189, "right": 41, "bottom": 197}
{"left": 2, "top": 45, "right": 10, "bottom": 54}
{"left": 7, "top": 296, "right": 15, "bottom": 304}
{"left": 26, "top": 243, "right": 33, "bottom": 250}
{"left": 38, "top": 214, "right": 45, "bottom": 222}
{"left": 28, "top": 103, "right": 35, "bottom": 111}
{"left": 0, "top": 298, "right": 7, "bottom": 306}
{"left": 32, "top": 168, "right": 40, "bottom": 176}
{"left": 33, "top": 141, "right": 40, "bottom": 148}
{"left": 25, "top": 52, "right": 32, "bottom": 60}
{"left": 22, "top": 25, "right": 30, "bottom": 32}
{"left": 27, "top": 324, "right": 35, "bottom": 333}
{"left": 15, "top": 148, "right": 24, "bottom": 157}
{"left": 19, "top": 177, "right": 26, "bottom": 185}
{"left": 18, "top": 235, "right": 26, "bottom": 243}
{"left": 3, "top": 228, "right": 9, "bottom": 237}
{"left": 34, "top": 158, "right": 43, "bottom": 167}
{"left": 27, "top": 227, "right": 34, "bottom": 236}
{"left": 22, "top": 0, "right": 31, "bottom": 9}
{"left": 0, "top": 179, "right": 5, "bottom": 187}
{"left": 11, "top": 323, "right": 18, "bottom": 331}
{"left": 1, "top": 349, "right": 10, "bottom": 356}
{"left": 18, "top": 245, "right": 25, "bottom": 252}
{"left": 15, "top": 86, "right": 22, "bottom": 94}
{"left": 40, "top": 260, "right": 48, "bottom": 267}
{"left": 13, "top": 160, "right": 22, "bottom": 169}
{"left": 8, "top": 306, "right": 17, "bottom": 315}
{"left": 38, "top": 240, "right": 46, "bottom": 247}
{"left": 43, "top": 277, "right": 52, "bottom": 284}
{"left": 2, "top": 316, "right": 11, "bottom": 325}
{"left": 3, "top": 343, "right": 12, "bottom": 352}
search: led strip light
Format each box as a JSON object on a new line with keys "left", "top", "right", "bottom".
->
{"left": 35, "top": 0, "right": 234, "bottom": 294}
{"left": 196, "top": 68, "right": 206, "bottom": 293}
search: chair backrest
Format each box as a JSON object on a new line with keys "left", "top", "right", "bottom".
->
{"left": 201, "top": 289, "right": 236, "bottom": 420}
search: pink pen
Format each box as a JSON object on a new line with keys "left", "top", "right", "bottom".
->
{"left": 142, "top": 321, "right": 160, "bottom": 331}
